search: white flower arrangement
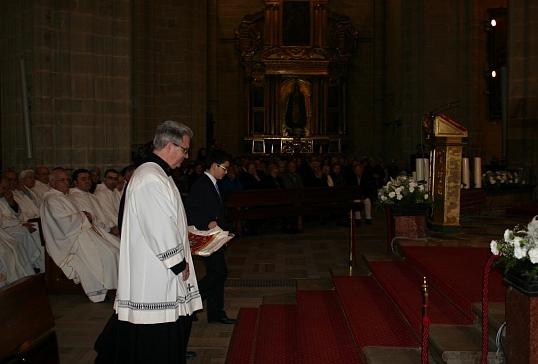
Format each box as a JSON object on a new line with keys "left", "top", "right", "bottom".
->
{"left": 490, "top": 216, "right": 538, "bottom": 279}
{"left": 376, "top": 174, "right": 433, "bottom": 207}
{"left": 482, "top": 170, "right": 526, "bottom": 190}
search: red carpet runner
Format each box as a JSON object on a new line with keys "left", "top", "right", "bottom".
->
{"left": 401, "top": 246, "right": 506, "bottom": 318}
{"left": 296, "top": 290, "right": 361, "bottom": 363}
{"left": 333, "top": 275, "right": 419, "bottom": 352}
{"left": 226, "top": 308, "right": 258, "bottom": 364}
{"left": 252, "top": 304, "right": 301, "bottom": 363}
{"left": 369, "top": 261, "right": 471, "bottom": 334}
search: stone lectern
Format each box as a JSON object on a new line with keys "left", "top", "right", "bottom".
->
{"left": 427, "top": 114, "right": 468, "bottom": 233}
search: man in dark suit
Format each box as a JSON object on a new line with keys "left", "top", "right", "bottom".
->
{"left": 184, "top": 149, "right": 237, "bottom": 325}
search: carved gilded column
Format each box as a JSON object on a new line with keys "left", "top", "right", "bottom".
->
{"left": 428, "top": 115, "right": 468, "bottom": 233}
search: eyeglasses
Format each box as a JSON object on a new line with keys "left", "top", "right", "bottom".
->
{"left": 172, "top": 142, "right": 189, "bottom": 155}
{"left": 217, "top": 164, "right": 229, "bottom": 172}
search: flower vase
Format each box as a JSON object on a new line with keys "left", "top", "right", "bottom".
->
{"left": 504, "top": 272, "right": 538, "bottom": 363}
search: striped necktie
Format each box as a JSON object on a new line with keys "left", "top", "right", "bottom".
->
{"left": 215, "top": 183, "right": 221, "bottom": 199}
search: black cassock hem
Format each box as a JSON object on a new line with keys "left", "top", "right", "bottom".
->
{"left": 94, "top": 313, "right": 193, "bottom": 364}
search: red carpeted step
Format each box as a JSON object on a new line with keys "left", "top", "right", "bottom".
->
{"left": 369, "top": 261, "right": 471, "bottom": 335}
{"left": 296, "top": 290, "right": 361, "bottom": 363}
{"left": 251, "top": 304, "right": 301, "bottom": 364}
{"left": 401, "top": 246, "right": 506, "bottom": 318}
{"left": 333, "top": 276, "right": 419, "bottom": 352}
{"left": 226, "top": 307, "right": 258, "bottom": 364}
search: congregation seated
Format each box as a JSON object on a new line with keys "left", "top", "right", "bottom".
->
{"left": 40, "top": 168, "right": 119, "bottom": 302}
{"left": 280, "top": 161, "right": 304, "bottom": 189}
{"left": 330, "top": 164, "right": 346, "bottom": 187}
{"left": 0, "top": 174, "right": 45, "bottom": 272}
{"left": 242, "top": 162, "right": 265, "bottom": 190}
{"left": 188, "top": 162, "right": 205, "bottom": 189}
{"left": 349, "top": 164, "right": 372, "bottom": 226}
{"left": 262, "top": 164, "right": 285, "bottom": 189}
{"left": 302, "top": 161, "right": 328, "bottom": 188}
{"left": 220, "top": 166, "right": 243, "bottom": 198}
{"left": 322, "top": 165, "right": 334, "bottom": 187}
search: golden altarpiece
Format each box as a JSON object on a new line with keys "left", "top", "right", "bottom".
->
{"left": 235, "top": 0, "right": 357, "bottom": 154}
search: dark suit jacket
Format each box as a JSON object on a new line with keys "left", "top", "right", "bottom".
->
{"left": 185, "top": 174, "right": 225, "bottom": 230}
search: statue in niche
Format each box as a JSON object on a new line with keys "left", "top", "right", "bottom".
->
{"left": 285, "top": 82, "right": 307, "bottom": 137}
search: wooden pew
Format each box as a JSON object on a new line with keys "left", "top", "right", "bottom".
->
{"left": 225, "top": 186, "right": 364, "bottom": 235}
{"left": 0, "top": 274, "right": 60, "bottom": 364}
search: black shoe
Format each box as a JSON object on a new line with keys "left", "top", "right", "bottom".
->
{"left": 186, "top": 351, "right": 196, "bottom": 359}
{"left": 209, "top": 316, "right": 237, "bottom": 325}
{"left": 355, "top": 219, "right": 361, "bottom": 227}
{"left": 366, "top": 219, "right": 372, "bottom": 225}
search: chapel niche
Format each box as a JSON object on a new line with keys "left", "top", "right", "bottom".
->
{"left": 235, "top": 0, "right": 357, "bottom": 154}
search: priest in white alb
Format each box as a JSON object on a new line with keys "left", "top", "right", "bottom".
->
{"left": 95, "top": 120, "right": 202, "bottom": 364}
{"left": 40, "top": 168, "right": 119, "bottom": 302}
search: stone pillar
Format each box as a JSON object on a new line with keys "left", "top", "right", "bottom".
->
{"left": 506, "top": 285, "right": 538, "bottom": 363}
{"left": 428, "top": 115, "right": 468, "bottom": 233}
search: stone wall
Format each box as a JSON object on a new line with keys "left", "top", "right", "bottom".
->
{"left": 131, "top": 0, "right": 208, "bottom": 155}
{"left": 0, "top": 0, "right": 131, "bottom": 172}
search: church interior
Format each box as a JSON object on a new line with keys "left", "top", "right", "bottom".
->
{"left": 1, "top": 0, "right": 538, "bottom": 363}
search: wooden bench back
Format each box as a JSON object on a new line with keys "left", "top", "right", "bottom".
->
{"left": 226, "top": 186, "right": 363, "bottom": 207}
{"left": 225, "top": 186, "right": 364, "bottom": 234}
{"left": 0, "top": 274, "right": 59, "bottom": 363}
{"left": 226, "top": 188, "right": 301, "bottom": 207}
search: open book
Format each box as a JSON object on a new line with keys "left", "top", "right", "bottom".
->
{"left": 188, "top": 226, "right": 234, "bottom": 257}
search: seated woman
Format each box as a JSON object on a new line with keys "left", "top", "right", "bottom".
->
{"left": 188, "top": 162, "right": 204, "bottom": 189}
{"left": 242, "top": 163, "right": 264, "bottom": 190}
{"left": 262, "top": 165, "right": 285, "bottom": 189}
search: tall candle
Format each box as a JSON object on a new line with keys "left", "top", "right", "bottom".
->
{"left": 422, "top": 158, "right": 430, "bottom": 189}
{"left": 462, "top": 158, "right": 470, "bottom": 189}
{"left": 474, "top": 157, "right": 482, "bottom": 188}
{"left": 416, "top": 159, "right": 424, "bottom": 182}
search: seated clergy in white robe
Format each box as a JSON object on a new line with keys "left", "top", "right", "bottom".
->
{"left": 32, "top": 166, "right": 51, "bottom": 206}
{"left": 40, "top": 168, "right": 119, "bottom": 302}
{"left": 0, "top": 175, "right": 45, "bottom": 272}
{"left": 93, "top": 169, "right": 121, "bottom": 226}
{"left": 68, "top": 169, "right": 120, "bottom": 244}
{"left": 13, "top": 170, "right": 41, "bottom": 221}
{"left": 0, "top": 230, "right": 36, "bottom": 288}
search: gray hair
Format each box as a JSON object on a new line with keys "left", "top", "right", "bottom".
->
{"left": 153, "top": 120, "right": 193, "bottom": 151}
{"left": 49, "top": 167, "right": 66, "bottom": 182}
{"left": 19, "top": 169, "right": 35, "bottom": 179}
